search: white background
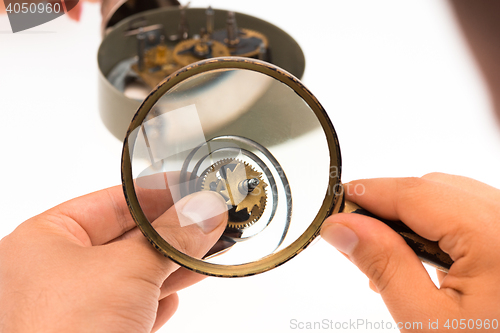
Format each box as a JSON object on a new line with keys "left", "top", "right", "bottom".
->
{"left": 1, "top": 1, "right": 500, "bottom": 332}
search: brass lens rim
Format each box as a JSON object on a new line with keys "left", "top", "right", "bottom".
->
{"left": 121, "top": 57, "right": 342, "bottom": 277}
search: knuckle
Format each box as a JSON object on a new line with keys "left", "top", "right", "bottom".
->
{"left": 394, "top": 177, "right": 428, "bottom": 212}
{"left": 105, "top": 188, "right": 130, "bottom": 236}
{"left": 396, "top": 176, "right": 425, "bottom": 191}
{"left": 156, "top": 225, "right": 197, "bottom": 256}
{"left": 358, "top": 250, "right": 396, "bottom": 293}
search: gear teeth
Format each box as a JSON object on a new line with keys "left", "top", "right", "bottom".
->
{"left": 199, "top": 158, "right": 267, "bottom": 230}
{"left": 199, "top": 158, "right": 232, "bottom": 189}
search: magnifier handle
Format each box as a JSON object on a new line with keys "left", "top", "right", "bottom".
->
{"left": 342, "top": 200, "right": 453, "bottom": 273}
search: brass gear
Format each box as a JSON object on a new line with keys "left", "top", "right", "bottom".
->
{"left": 200, "top": 159, "right": 267, "bottom": 229}
{"left": 173, "top": 39, "right": 231, "bottom": 68}
{"left": 229, "top": 28, "right": 269, "bottom": 58}
{"left": 212, "top": 28, "right": 269, "bottom": 58}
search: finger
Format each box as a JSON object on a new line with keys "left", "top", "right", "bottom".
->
{"left": 135, "top": 172, "right": 182, "bottom": 222}
{"left": 368, "top": 280, "right": 379, "bottom": 293}
{"left": 64, "top": 1, "right": 81, "bottom": 21}
{"left": 153, "top": 191, "right": 228, "bottom": 258}
{"left": 159, "top": 267, "right": 207, "bottom": 300}
{"left": 152, "top": 293, "right": 179, "bottom": 333}
{"left": 322, "top": 213, "right": 459, "bottom": 323}
{"left": 115, "top": 190, "right": 227, "bottom": 286}
{"left": 422, "top": 172, "right": 500, "bottom": 201}
{"left": 344, "top": 177, "right": 493, "bottom": 260}
{"left": 50, "top": 172, "right": 176, "bottom": 246}
{"left": 436, "top": 269, "right": 447, "bottom": 286}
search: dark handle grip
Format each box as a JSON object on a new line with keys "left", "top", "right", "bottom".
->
{"left": 342, "top": 200, "right": 453, "bottom": 272}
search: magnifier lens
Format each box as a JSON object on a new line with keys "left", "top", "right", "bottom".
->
{"left": 124, "top": 61, "right": 339, "bottom": 274}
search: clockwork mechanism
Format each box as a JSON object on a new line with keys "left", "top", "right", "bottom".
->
{"left": 177, "top": 135, "right": 292, "bottom": 245}
{"left": 99, "top": 6, "right": 305, "bottom": 141}
{"left": 122, "top": 57, "right": 453, "bottom": 277}
{"left": 200, "top": 159, "right": 267, "bottom": 230}
{"left": 116, "top": 6, "right": 270, "bottom": 90}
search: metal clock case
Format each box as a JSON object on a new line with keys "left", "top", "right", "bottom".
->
{"left": 100, "top": 0, "right": 180, "bottom": 36}
{"left": 121, "top": 57, "right": 453, "bottom": 278}
{"left": 98, "top": 6, "right": 305, "bottom": 141}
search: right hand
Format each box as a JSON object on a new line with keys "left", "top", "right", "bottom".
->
{"left": 321, "top": 173, "right": 500, "bottom": 331}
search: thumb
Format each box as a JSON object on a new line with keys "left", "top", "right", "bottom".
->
{"left": 321, "top": 213, "right": 453, "bottom": 324}
{"left": 154, "top": 190, "right": 228, "bottom": 258}
{"left": 117, "top": 191, "right": 227, "bottom": 284}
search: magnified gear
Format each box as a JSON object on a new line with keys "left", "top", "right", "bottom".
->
{"left": 200, "top": 159, "right": 267, "bottom": 230}
{"left": 123, "top": 57, "right": 453, "bottom": 277}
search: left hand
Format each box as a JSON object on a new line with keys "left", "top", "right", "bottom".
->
{"left": 0, "top": 184, "right": 227, "bottom": 332}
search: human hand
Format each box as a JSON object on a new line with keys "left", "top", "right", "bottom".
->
{"left": 321, "top": 173, "right": 500, "bottom": 331}
{"left": 0, "top": 180, "right": 227, "bottom": 332}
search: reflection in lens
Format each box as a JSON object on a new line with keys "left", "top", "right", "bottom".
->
{"left": 127, "top": 67, "right": 330, "bottom": 267}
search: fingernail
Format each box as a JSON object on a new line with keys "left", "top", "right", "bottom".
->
{"left": 178, "top": 191, "right": 227, "bottom": 234}
{"left": 322, "top": 223, "right": 358, "bottom": 256}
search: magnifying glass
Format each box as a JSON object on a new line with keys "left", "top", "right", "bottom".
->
{"left": 121, "top": 57, "right": 453, "bottom": 277}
